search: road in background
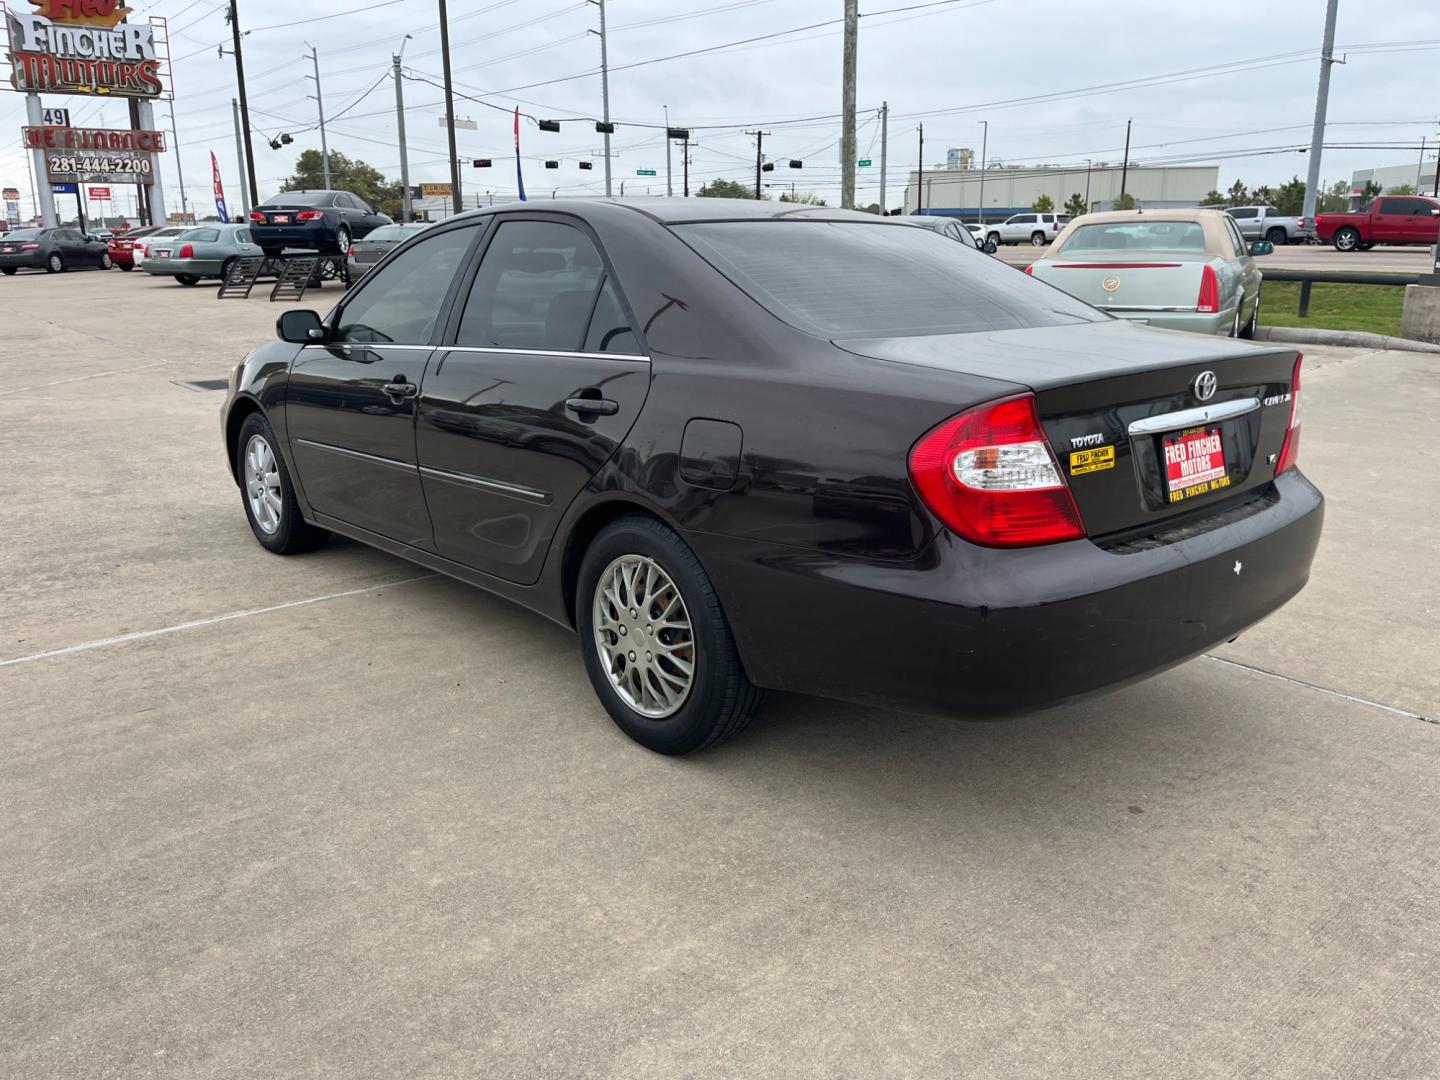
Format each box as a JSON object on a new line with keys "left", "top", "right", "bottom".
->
{"left": 2, "top": 273, "right": 1437, "bottom": 1079}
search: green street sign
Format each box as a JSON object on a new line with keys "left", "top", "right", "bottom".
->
{"left": 857, "top": 159, "right": 872, "bottom": 167}
{"left": 637, "top": 169, "right": 657, "bottom": 176}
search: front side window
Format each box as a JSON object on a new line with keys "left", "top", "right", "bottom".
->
{"left": 456, "top": 219, "right": 606, "bottom": 350}
{"left": 333, "top": 225, "right": 476, "bottom": 344}
{"left": 1378, "top": 199, "right": 1408, "bottom": 215}
{"left": 676, "top": 220, "right": 1102, "bottom": 338}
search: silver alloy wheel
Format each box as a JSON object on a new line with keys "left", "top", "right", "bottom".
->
{"left": 243, "top": 434, "right": 283, "bottom": 535}
{"left": 1031, "top": 231, "right": 1046, "bottom": 246}
{"left": 1335, "top": 229, "right": 1358, "bottom": 252}
{"left": 48, "top": 253, "right": 62, "bottom": 272}
{"left": 100, "top": 253, "right": 112, "bottom": 269}
{"left": 592, "top": 554, "right": 695, "bottom": 719}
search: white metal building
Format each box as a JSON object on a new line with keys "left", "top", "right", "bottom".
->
{"left": 1349, "top": 161, "right": 1439, "bottom": 203}
{"left": 903, "top": 162, "right": 1220, "bottom": 222}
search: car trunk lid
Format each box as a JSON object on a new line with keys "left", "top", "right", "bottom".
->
{"left": 1028, "top": 251, "right": 1211, "bottom": 314}
{"left": 836, "top": 320, "right": 1301, "bottom": 540}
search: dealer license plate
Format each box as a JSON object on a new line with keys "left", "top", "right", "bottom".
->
{"left": 1163, "top": 426, "right": 1230, "bottom": 504}
{"left": 1, "top": 245, "right": 15, "bottom": 253}
{"left": 273, "top": 214, "right": 290, "bottom": 224}
{"left": 154, "top": 249, "right": 171, "bottom": 258}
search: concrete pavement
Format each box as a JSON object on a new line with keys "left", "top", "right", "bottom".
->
{"left": 2, "top": 271, "right": 1437, "bottom": 1079}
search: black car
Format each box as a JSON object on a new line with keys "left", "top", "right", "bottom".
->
{"left": 0, "top": 228, "right": 113, "bottom": 274}
{"left": 247, "top": 189, "right": 391, "bottom": 258}
{"left": 221, "top": 199, "right": 1322, "bottom": 755}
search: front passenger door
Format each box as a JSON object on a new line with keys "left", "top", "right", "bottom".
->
{"left": 285, "top": 223, "right": 479, "bottom": 548}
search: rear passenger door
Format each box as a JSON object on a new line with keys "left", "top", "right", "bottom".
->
{"left": 415, "top": 215, "right": 650, "bottom": 584}
{"left": 1371, "top": 198, "right": 1411, "bottom": 244}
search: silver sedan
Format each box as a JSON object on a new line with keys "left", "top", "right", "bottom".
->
{"left": 140, "top": 223, "right": 263, "bottom": 286}
{"left": 347, "top": 222, "right": 432, "bottom": 279}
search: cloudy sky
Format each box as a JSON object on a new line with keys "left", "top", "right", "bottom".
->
{"left": 3, "top": 0, "right": 1439, "bottom": 217}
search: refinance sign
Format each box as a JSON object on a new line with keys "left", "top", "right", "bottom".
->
{"left": 5, "top": 0, "right": 165, "bottom": 97}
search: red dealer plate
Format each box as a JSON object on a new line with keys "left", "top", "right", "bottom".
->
{"left": 272, "top": 214, "right": 290, "bottom": 223}
{"left": 1162, "top": 426, "right": 1230, "bottom": 504}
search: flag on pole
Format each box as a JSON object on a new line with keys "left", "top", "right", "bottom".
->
{"left": 211, "top": 152, "right": 229, "bottom": 223}
{"left": 513, "top": 107, "right": 526, "bottom": 202}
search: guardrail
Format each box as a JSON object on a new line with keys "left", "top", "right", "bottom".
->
{"left": 1260, "top": 268, "right": 1422, "bottom": 318}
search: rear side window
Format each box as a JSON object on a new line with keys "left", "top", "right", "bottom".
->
{"left": 674, "top": 221, "right": 1102, "bottom": 338}
{"left": 1228, "top": 208, "right": 1257, "bottom": 219}
{"left": 457, "top": 220, "right": 606, "bottom": 351}
{"left": 584, "top": 278, "right": 641, "bottom": 354}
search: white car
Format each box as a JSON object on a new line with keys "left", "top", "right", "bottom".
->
{"left": 132, "top": 226, "right": 189, "bottom": 267}
{"left": 982, "top": 211, "right": 1070, "bottom": 248}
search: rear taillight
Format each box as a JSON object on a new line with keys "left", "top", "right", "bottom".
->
{"left": 347, "top": 245, "right": 356, "bottom": 256}
{"left": 178, "top": 244, "right": 194, "bottom": 259}
{"left": 1023, "top": 265, "right": 1033, "bottom": 275}
{"left": 21, "top": 243, "right": 39, "bottom": 251}
{"left": 296, "top": 210, "right": 324, "bottom": 221}
{"left": 248, "top": 211, "right": 266, "bottom": 222}
{"left": 1196, "top": 264, "right": 1220, "bottom": 313}
{"left": 908, "top": 394, "right": 1085, "bottom": 548}
{"left": 1275, "top": 354, "right": 1303, "bottom": 474}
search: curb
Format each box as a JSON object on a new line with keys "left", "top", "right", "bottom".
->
{"left": 1253, "top": 325, "right": 1440, "bottom": 354}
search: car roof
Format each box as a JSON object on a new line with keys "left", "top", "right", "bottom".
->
{"left": 446, "top": 197, "right": 885, "bottom": 227}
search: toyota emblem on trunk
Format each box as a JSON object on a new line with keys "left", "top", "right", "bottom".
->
{"left": 1193, "top": 371, "right": 1218, "bottom": 402}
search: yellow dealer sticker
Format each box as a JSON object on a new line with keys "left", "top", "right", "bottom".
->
{"left": 1069, "top": 445, "right": 1115, "bottom": 476}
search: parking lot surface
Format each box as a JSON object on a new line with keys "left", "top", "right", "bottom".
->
{"left": 3, "top": 271, "right": 1437, "bottom": 1079}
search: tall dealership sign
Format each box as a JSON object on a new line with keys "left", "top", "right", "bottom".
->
{"left": 2, "top": 185, "right": 20, "bottom": 224}
{"left": 2, "top": 0, "right": 172, "bottom": 226}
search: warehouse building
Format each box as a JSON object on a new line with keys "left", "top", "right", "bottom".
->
{"left": 1348, "top": 161, "right": 1438, "bottom": 204}
{"left": 903, "top": 161, "right": 1220, "bottom": 222}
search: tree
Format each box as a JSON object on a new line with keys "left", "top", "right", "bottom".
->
{"left": 1063, "top": 192, "right": 1087, "bottom": 218}
{"left": 1385, "top": 182, "right": 1417, "bottom": 195}
{"left": 282, "top": 149, "right": 403, "bottom": 217}
{"left": 1361, "top": 179, "right": 1383, "bottom": 201}
{"left": 1251, "top": 184, "right": 1275, "bottom": 206}
{"left": 1199, "top": 189, "right": 1227, "bottom": 206}
{"left": 1032, "top": 194, "right": 1055, "bottom": 213}
{"left": 696, "top": 178, "right": 759, "bottom": 199}
{"left": 1226, "top": 179, "right": 1250, "bottom": 207}
{"left": 1318, "top": 179, "right": 1350, "bottom": 213}
{"left": 1272, "top": 176, "right": 1307, "bottom": 215}
{"left": 1112, "top": 192, "right": 1136, "bottom": 211}
{"left": 779, "top": 191, "right": 827, "bottom": 205}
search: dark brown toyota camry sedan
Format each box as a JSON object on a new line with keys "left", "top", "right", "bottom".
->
{"left": 222, "top": 199, "right": 1322, "bottom": 754}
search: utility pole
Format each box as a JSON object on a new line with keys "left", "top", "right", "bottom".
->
{"left": 839, "top": 0, "right": 858, "bottom": 209}
{"left": 437, "top": 0, "right": 463, "bottom": 215}
{"left": 977, "top": 120, "right": 988, "bottom": 226}
{"left": 878, "top": 101, "right": 888, "bottom": 213}
{"left": 1416, "top": 135, "right": 1426, "bottom": 192}
{"left": 304, "top": 45, "right": 331, "bottom": 189}
{"left": 749, "top": 129, "right": 769, "bottom": 199}
{"left": 226, "top": 0, "right": 258, "bottom": 207}
{"left": 664, "top": 105, "right": 673, "bottom": 196}
{"left": 230, "top": 99, "right": 250, "bottom": 216}
{"left": 1119, "top": 118, "right": 1132, "bottom": 202}
{"left": 1301, "top": 0, "right": 1340, "bottom": 231}
{"left": 393, "top": 40, "right": 412, "bottom": 221}
{"left": 683, "top": 135, "right": 693, "bottom": 197}
{"left": 1084, "top": 158, "right": 1092, "bottom": 211}
{"left": 589, "top": 0, "right": 613, "bottom": 197}
{"left": 916, "top": 123, "right": 923, "bottom": 212}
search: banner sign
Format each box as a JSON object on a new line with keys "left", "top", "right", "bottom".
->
{"left": 23, "top": 125, "right": 165, "bottom": 152}
{"left": 5, "top": 0, "right": 168, "bottom": 98}
{"left": 86, "top": 183, "right": 109, "bottom": 198}
{"left": 513, "top": 106, "right": 525, "bottom": 202}
{"left": 210, "top": 151, "right": 227, "bottom": 223}
{"left": 419, "top": 182, "right": 451, "bottom": 198}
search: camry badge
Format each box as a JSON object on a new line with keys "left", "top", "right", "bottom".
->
{"left": 1193, "top": 371, "right": 1218, "bottom": 402}
{"left": 1101, "top": 275, "right": 1120, "bottom": 293}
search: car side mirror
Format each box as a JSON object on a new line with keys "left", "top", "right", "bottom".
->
{"left": 1431, "top": 208, "right": 1440, "bottom": 216}
{"left": 1249, "top": 240, "right": 1274, "bottom": 256}
{"left": 277, "top": 309, "right": 326, "bottom": 343}
{"left": 983, "top": 239, "right": 998, "bottom": 254}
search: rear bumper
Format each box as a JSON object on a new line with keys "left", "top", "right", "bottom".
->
{"left": 252, "top": 224, "right": 338, "bottom": 252}
{"left": 0, "top": 253, "right": 46, "bottom": 269}
{"left": 142, "top": 257, "right": 222, "bottom": 276}
{"left": 701, "top": 469, "right": 1323, "bottom": 717}
{"left": 1107, "top": 308, "right": 1236, "bottom": 335}
{"left": 109, "top": 250, "right": 135, "bottom": 267}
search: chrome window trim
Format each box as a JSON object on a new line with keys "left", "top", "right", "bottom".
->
{"left": 1127, "top": 397, "right": 1261, "bottom": 436}
{"left": 419, "top": 465, "right": 552, "bottom": 504}
{"left": 441, "top": 345, "right": 650, "bottom": 362}
{"left": 1099, "top": 304, "right": 1199, "bottom": 313}
{"left": 293, "top": 438, "right": 416, "bottom": 474}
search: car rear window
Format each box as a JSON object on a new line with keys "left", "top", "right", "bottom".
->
{"left": 1059, "top": 220, "right": 1208, "bottom": 253}
{"left": 673, "top": 221, "right": 1102, "bottom": 338}
{"left": 4, "top": 229, "right": 44, "bottom": 240}
{"left": 364, "top": 225, "right": 417, "bottom": 242}
{"left": 263, "top": 193, "right": 335, "bottom": 208}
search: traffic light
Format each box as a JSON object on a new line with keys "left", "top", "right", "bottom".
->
{"left": 788, "top": 160, "right": 803, "bottom": 169}
{"left": 579, "top": 161, "right": 593, "bottom": 170}
{"left": 544, "top": 160, "right": 559, "bottom": 169}
{"left": 666, "top": 127, "right": 689, "bottom": 141}
{"left": 473, "top": 158, "right": 493, "bottom": 168}
{"left": 538, "top": 119, "right": 561, "bottom": 133}
{"left": 761, "top": 162, "right": 775, "bottom": 172}
{"left": 595, "top": 121, "right": 615, "bottom": 134}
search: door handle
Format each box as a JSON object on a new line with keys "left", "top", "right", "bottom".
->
{"left": 383, "top": 380, "right": 418, "bottom": 401}
{"left": 565, "top": 396, "right": 619, "bottom": 416}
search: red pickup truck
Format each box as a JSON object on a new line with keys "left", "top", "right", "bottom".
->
{"left": 1315, "top": 194, "right": 1440, "bottom": 251}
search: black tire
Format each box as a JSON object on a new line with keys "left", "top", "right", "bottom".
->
{"left": 174, "top": 274, "right": 200, "bottom": 286}
{"left": 99, "top": 252, "right": 113, "bottom": 270}
{"left": 1030, "top": 231, "right": 1047, "bottom": 246}
{"left": 1240, "top": 295, "right": 1259, "bottom": 339}
{"left": 1333, "top": 227, "right": 1361, "bottom": 252}
{"left": 1, "top": 267, "right": 15, "bottom": 276}
{"left": 118, "top": 263, "right": 133, "bottom": 271}
{"left": 46, "top": 252, "right": 63, "bottom": 273}
{"left": 235, "top": 411, "right": 329, "bottom": 555}
{"left": 576, "top": 515, "right": 763, "bottom": 755}
{"left": 986, "top": 231, "right": 1002, "bottom": 248}
{"left": 1265, "top": 226, "right": 1288, "bottom": 246}
{"left": 334, "top": 225, "right": 351, "bottom": 254}
{"left": 220, "top": 257, "right": 236, "bottom": 282}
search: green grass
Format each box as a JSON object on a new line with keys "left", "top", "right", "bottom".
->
{"left": 1260, "top": 278, "right": 1405, "bottom": 336}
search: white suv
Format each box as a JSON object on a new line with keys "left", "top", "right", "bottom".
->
{"left": 983, "top": 212, "right": 1070, "bottom": 247}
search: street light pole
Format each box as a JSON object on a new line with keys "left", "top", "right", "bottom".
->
{"left": 839, "top": 0, "right": 857, "bottom": 209}
{"left": 664, "top": 105, "right": 673, "bottom": 197}
{"left": 168, "top": 106, "right": 189, "bottom": 220}
{"left": 917, "top": 123, "right": 923, "bottom": 212}
{"left": 226, "top": 0, "right": 258, "bottom": 206}
{"left": 878, "top": 101, "right": 888, "bottom": 213}
{"left": 230, "top": 99, "right": 250, "bottom": 217}
{"left": 977, "top": 120, "right": 987, "bottom": 226}
{"left": 394, "top": 37, "right": 412, "bottom": 221}
{"left": 1301, "top": 0, "right": 1340, "bottom": 231}
{"left": 590, "top": 0, "right": 613, "bottom": 197}
{"left": 305, "top": 45, "right": 331, "bottom": 189}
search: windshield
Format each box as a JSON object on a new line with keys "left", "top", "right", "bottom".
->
{"left": 1059, "top": 220, "right": 1208, "bottom": 254}
{"left": 264, "top": 192, "right": 335, "bottom": 207}
{"left": 674, "top": 221, "right": 1102, "bottom": 338}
